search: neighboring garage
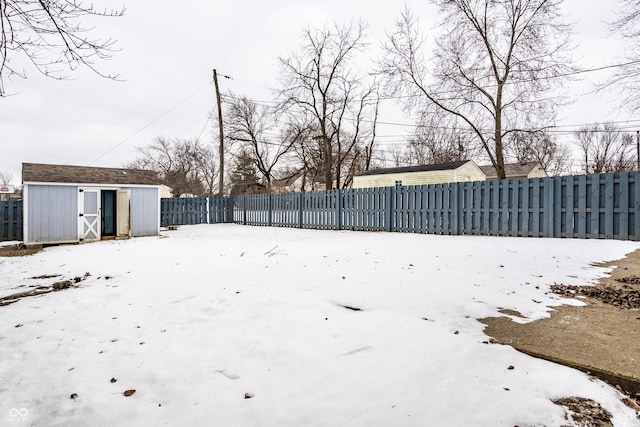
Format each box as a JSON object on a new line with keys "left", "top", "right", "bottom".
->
{"left": 352, "top": 160, "right": 486, "bottom": 189}
{"left": 22, "top": 163, "right": 161, "bottom": 245}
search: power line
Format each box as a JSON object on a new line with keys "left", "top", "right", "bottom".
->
{"left": 195, "top": 112, "right": 213, "bottom": 143}
{"left": 89, "top": 80, "right": 214, "bottom": 165}
{"left": 219, "top": 59, "right": 640, "bottom": 107}
{"left": 95, "top": 59, "right": 638, "bottom": 165}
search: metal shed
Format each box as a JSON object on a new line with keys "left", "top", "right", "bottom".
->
{"left": 22, "top": 163, "right": 161, "bottom": 245}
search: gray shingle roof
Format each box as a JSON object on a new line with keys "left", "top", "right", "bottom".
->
{"left": 22, "top": 163, "right": 160, "bottom": 185}
{"left": 357, "top": 160, "right": 471, "bottom": 177}
{"left": 478, "top": 161, "right": 542, "bottom": 179}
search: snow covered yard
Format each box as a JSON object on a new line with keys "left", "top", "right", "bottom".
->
{"left": 1, "top": 224, "right": 639, "bottom": 426}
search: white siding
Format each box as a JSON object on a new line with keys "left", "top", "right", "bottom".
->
{"left": 352, "top": 163, "right": 486, "bottom": 189}
{"left": 26, "top": 185, "right": 78, "bottom": 244}
{"left": 527, "top": 165, "right": 549, "bottom": 179}
{"left": 126, "top": 187, "right": 159, "bottom": 237}
{"left": 453, "top": 161, "right": 486, "bottom": 182}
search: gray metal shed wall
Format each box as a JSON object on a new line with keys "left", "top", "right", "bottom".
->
{"left": 26, "top": 185, "right": 78, "bottom": 244}
{"left": 126, "top": 187, "right": 159, "bottom": 237}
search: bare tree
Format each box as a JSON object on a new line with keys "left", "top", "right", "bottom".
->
{"left": 408, "top": 113, "right": 477, "bottom": 165}
{"left": 603, "top": 0, "right": 640, "bottom": 111}
{"left": 128, "top": 137, "right": 218, "bottom": 197}
{"left": 610, "top": 0, "right": 640, "bottom": 38}
{"left": 379, "top": 2, "right": 574, "bottom": 179}
{"left": 574, "top": 123, "right": 636, "bottom": 174}
{"left": 0, "top": 169, "right": 13, "bottom": 201}
{"left": 198, "top": 145, "right": 220, "bottom": 196}
{"left": 288, "top": 122, "right": 325, "bottom": 191}
{"left": 381, "top": 116, "right": 473, "bottom": 168}
{"left": 278, "top": 21, "right": 380, "bottom": 190}
{"left": 0, "top": 0, "right": 123, "bottom": 96}
{"left": 225, "top": 95, "right": 299, "bottom": 192}
{"left": 0, "top": 169, "right": 12, "bottom": 185}
{"left": 507, "top": 131, "right": 572, "bottom": 176}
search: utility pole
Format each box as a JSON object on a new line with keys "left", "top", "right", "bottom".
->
{"left": 213, "top": 69, "right": 224, "bottom": 196}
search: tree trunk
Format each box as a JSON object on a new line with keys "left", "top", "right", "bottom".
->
{"left": 323, "top": 136, "right": 333, "bottom": 190}
{"left": 494, "top": 85, "right": 506, "bottom": 180}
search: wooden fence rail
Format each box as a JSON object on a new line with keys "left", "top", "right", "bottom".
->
{"left": 0, "top": 199, "right": 23, "bottom": 242}
{"left": 160, "top": 172, "right": 640, "bottom": 241}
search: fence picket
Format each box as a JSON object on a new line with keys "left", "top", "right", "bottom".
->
{"left": 552, "top": 177, "right": 561, "bottom": 238}
{"left": 634, "top": 173, "right": 640, "bottom": 241}
{"left": 604, "top": 174, "right": 615, "bottom": 239}
{"left": 591, "top": 175, "right": 601, "bottom": 238}
{"left": 619, "top": 173, "right": 629, "bottom": 240}
{"left": 0, "top": 199, "right": 23, "bottom": 241}
{"left": 544, "top": 178, "right": 553, "bottom": 238}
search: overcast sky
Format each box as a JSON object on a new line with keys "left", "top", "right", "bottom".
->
{"left": 0, "top": 0, "right": 633, "bottom": 185}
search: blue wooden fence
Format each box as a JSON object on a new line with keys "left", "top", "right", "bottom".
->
{"left": 0, "top": 199, "right": 23, "bottom": 242}
{"left": 162, "top": 172, "right": 640, "bottom": 240}
{"left": 162, "top": 171, "right": 640, "bottom": 241}
{"left": 161, "top": 197, "right": 234, "bottom": 227}
{"left": 161, "top": 197, "right": 208, "bottom": 226}
{"left": 3, "top": 172, "right": 636, "bottom": 242}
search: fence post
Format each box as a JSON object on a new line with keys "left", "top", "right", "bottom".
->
{"left": 544, "top": 177, "right": 554, "bottom": 238}
{"left": 298, "top": 192, "right": 304, "bottom": 229}
{"left": 634, "top": 172, "right": 640, "bottom": 241}
{"left": 385, "top": 186, "right": 393, "bottom": 232}
{"left": 451, "top": 183, "right": 459, "bottom": 235}
{"left": 223, "top": 197, "right": 230, "bottom": 223}
{"left": 205, "top": 197, "right": 210, "bottom": 224}
{"left": 242, "top": 195, "right": 247, "bottom": 225}
{"left": 336, "top": 189, "right": 342, "bottom": 230}
{"left": 268, "top": 193, "right": 273, "bottom": 226}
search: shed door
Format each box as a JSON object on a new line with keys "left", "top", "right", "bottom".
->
{"left": 101, "top": 190, "right": 117, "bottom": 237}
{"left": 78, "top": 188, "right": 101, "bottom": 242}
{"left": 116, "top": 190, "right": 131, "bottom": 237}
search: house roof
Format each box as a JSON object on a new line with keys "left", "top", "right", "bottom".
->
{"left": 478, "top": 161, "right": 543, "bottom": 179}
{"left": 22, "top": 163, "right": 160, "bottom": 185}
{"left": 357, "top": 160, "right": 472, "bottom": 177}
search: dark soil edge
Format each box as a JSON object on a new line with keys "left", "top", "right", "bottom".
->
{"left": 513, "top": 346, "right": 640, "bottom": 397}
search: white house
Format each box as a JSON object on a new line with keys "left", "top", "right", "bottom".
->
{"left": 352, "top": 160, "right": 486, "bottom": 189}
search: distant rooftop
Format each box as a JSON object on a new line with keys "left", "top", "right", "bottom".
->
{"left": 478, "top": 161, "right": 543, "bottom": 179}
{"left": 22, "top": 163, "right": 160, "bottom": 185}
{"left": 357, "top": 160, "right": 472, "bottom": 176}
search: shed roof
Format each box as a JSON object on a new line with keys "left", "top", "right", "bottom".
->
{"left": 478, "top": 161, "right": 543, "bottom": 179}
{"left": 357, "top": 160, "right": 472, "bottom": 177}
{"left": 22, "top": 163, "right": 160, "bottom": 186}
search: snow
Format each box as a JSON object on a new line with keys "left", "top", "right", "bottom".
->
{"left": 1, "top": 224, "right": 639, "bottom": 426}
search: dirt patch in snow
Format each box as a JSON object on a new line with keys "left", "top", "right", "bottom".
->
{"left": 552, "top": 396, "right": 613, "bottom": 426}
{"left": 0, "top": 273, "right": 90, "bottom": 306}
{"left": 0, "top": 243, "right": 42, "bottom": 257}
{"left": 550, "top": 282, "right": 640, "bottom": 309}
